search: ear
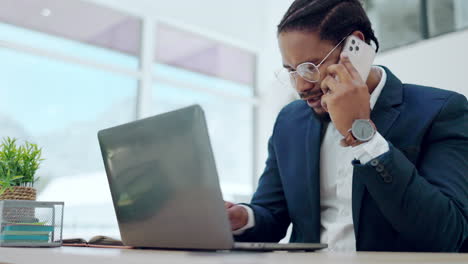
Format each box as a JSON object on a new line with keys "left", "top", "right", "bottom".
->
{"left": 350, "top": 30, "right": 365, "bottom": 41}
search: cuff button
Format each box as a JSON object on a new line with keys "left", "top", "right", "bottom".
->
{"left": 370, "top": 159, "right": 379, "bottom": 167}
{"left": 383, "top": 175, "right": 393, "bottom": 183}
{"left": 376, "top": 164, "right": 385, "bottom": 172}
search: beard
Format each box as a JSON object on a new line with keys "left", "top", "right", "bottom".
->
{"left": 313, "top": 110, "right": 331, "bottom": 123}
{"left": 305, "top": 100, "right": 331, "bottom": 123}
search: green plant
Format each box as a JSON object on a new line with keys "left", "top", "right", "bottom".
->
{"left": 0, "top": 137, "right": 43, "bottom": 195}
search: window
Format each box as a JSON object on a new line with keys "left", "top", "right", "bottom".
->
{"left": 0, "top": 48, "right": 137, "bottom": 238}
{"left": 0, "top": 0, "right": 140, "bottom": 69}
{"left": 427, "top": 0, "right": 468, "bottom": 36}
{"left": 454, "top": 0, "right": 468, "bottom": 30}
{"left": 0, "top": 0, "right": 257, "bottom": 240}
{"left": 365, "top": 0, "right": 422, "bottom": 51}
{"left": 153, "top": 65, "right": 254, "bottom": 199}
{"left": 153, "top": 24, "right": 257, "bottom": 200}
{"left": 365, "top": 0, "right": 468, "bottom": 51}
{"left": 427, "top": 0, "right": 455, "bottom": 37}
{"left": 0, "top": 0, "right": 141, "bottom": 239}
{"left": 155, "top": 23, "right": 256, "bottom": 93}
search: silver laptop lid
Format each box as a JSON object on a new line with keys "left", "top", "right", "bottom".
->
{"left": 98, "top": 105, "right": 234, "bottom": 250}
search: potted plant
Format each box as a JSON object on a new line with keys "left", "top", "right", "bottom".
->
{"left": 0, "top": 137, "right": 43, "bottom": 200}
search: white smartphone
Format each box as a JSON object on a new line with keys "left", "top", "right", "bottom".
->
{"left": 340, "top": 35, "right": 376, "bottom": 81}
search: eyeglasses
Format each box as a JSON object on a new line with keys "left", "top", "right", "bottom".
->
{"left": 275, "top": 36, "right": 347, "bottom": 88}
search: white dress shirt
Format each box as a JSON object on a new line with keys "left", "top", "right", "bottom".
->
{"left": 234, "top": 67, "right": 389, "bottom": 252}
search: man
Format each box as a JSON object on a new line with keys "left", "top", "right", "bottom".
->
{"left": 225, "top": 0, "right": 467, "bottom": 252}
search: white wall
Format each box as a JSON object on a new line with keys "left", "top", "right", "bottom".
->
{"left": 375, "top": 29, "right": 468, "bottom": 97}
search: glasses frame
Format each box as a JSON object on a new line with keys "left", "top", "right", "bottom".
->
{"left": 287, "top": 36, "right": 348, "bottom": 85}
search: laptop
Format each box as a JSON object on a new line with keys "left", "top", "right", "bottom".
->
{"left": 97, "top": 105, "right": 327, "bottom": 251}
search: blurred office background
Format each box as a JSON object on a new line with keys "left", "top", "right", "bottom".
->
{"left": 0, "top": 0, "right": 466, "bottom": 239}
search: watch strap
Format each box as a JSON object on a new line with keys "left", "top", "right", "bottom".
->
{"left": 340, "top": 129, "right": 361, "bottom": 147}
{"left": 340, "top": 120, "right": 376, "bottom": 147}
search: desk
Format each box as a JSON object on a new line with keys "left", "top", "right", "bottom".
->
{"left": 0, "top": 247, "right": 467, "bottom": 264}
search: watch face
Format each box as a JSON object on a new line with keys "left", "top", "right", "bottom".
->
{"left": 351, "top": 120, "right": 375, "bottom": 141}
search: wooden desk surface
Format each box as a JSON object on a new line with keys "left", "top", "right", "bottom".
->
{"left": 0, "top": 247, "right": 466, "bottom": 264}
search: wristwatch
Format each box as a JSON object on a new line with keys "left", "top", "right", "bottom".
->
{"left": 340, "top": 119, "right": 377, "bottom": 147}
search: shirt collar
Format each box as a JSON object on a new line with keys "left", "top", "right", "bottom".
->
{"left": 370, "top": 66, "right": 387, "bottom": 110}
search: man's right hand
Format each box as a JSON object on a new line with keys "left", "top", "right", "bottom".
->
{"left": 224, "top": 201, "right": 249, "bottom": 231}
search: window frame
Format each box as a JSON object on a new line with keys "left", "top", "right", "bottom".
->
{"left": 0, "top": 9, "right": 260, "bottom": 196}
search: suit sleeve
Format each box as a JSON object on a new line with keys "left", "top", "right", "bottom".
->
{"left": 354, "top": 93, "right": 468, "bottom": 251}
{"left": 234, "top": 122, "right": 291, "bottom": 242}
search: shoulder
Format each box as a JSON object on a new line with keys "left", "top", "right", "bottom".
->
{"left": 270, "top": 100, "right": 315, "bottom": 138}
{"left": 276, "top": 100, "right": 311, "bottom": 123}
{"left": 402, "top": 84, "right": 467, "bottom": 136}
{"left": 402, "top": 84, "right": 466, "bottom": 103}
{"left": 401, "top": 84, "right": 467, "bottom": 114}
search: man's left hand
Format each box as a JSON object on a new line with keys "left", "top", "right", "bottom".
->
{"left": 320, "top": 53, "right": 372, "bottom": 136}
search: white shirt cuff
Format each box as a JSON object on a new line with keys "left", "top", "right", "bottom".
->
{"left": 352, "top": 132, "right": 389, "bottom": 164}
{"left": 232, "top": 204, "right": 255, "bottom": 235}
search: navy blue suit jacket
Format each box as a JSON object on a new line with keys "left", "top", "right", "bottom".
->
{"left": 235, "top": 67, "right": 468, "bottom": 252}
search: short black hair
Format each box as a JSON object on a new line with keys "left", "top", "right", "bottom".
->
{"left": 278, "top": 0, "right": 379, "bottom": 52}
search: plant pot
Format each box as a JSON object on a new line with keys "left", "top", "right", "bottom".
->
{"left": 0, "top": 186, "right": 37, "bottom": 201}
{"left": 0, "top": 187, "right": 37, "bottom": 223}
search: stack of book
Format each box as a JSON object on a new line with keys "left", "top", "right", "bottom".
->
{"left": 0, "top": 223, "right": 53, "bottom": 244}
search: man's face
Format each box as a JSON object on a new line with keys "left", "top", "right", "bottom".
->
{"left": 278, "top": 30, "right": 341, "bottom": 119}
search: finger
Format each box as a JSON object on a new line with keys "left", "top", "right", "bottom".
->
{"left": 339, "top": 53, "right": 362, "bottom": 81}
{"left": 226, "top": 207, "right": 239, "bottom": 229}
{"left": 320, "top": 93, "right": 330, "bottom": 112}
{"left": 320, "top": 75, "right": 339, "bottom": 95}
{"left": 224, "top": 201, "right": 234, "bottom": 209}
{"left": 226, "top": 209, "right": 237, "bottom": 230}
{"left": 228, "top": 206, "right": 248, "bottom": 230}
{"left": 326, "top": 63, "right": 352, "bottom": 83}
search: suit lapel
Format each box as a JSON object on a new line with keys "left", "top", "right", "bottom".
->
{"left": 371, "top": 66, "right": 404, "bottom": 137}
{"left": 353, "top": 66, "right": 403, "bottom": 239}
{"left": 305, "top": 111, "right": 323, "bottom": 241}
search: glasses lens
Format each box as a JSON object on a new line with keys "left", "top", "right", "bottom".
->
{"left": 275, "top": 69, "right": 296, "bottom": 88}
{"left": 297, "top": 63, "right": 320, "bottom": 82}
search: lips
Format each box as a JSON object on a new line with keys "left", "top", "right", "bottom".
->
{"left": 305, "top": 94, "right": 322, "bottom": 101}
{"left": 301, "top": 91, "right": 323, "bottom": 108}
{"left": 303, "top": 91, "right": 323, "bottom": 101}
{"left": 299, "top": 89, "right": 322, "bottom": 99}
